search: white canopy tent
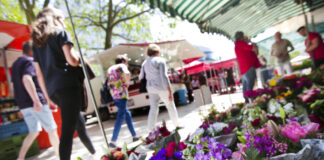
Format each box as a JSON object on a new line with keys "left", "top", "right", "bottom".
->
{"left": 89, "top": 40, "right": 205, "bottom": 72}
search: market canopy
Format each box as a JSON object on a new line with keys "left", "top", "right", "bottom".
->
{"left": 89, "top": 40, "right": 205, "bottom": 70}
{"left": 177, "top": 58, "right": 238, "bottom": 75}
{"left": 0, "top": 20, "right": 31, "bottom": 67}
{"left": 136, "top": 0, "right": 324, "bottom": 39}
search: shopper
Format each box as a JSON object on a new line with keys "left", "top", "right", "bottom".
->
{"left": 234, "top": 31, "right": 260, "bottom": 102}
{"left": 32, "top": 8, "right": 95, "bottom": 160}
{"left": 297, "top": 26, "right": 324, "bottom": 69}
{"left": 107, "top": 55, "right": 139, "bottom": 148}
{"left": 139, "top": 44, "right": 179, "bottom": 131}
{"left": 12, "top": 42, "right": 59, "bottom": 160}
{"left": 181, "top": 70, "right": 194, "bottom": 103}
{"left": 270, "top": 32, "right": 294, "bottom": 75}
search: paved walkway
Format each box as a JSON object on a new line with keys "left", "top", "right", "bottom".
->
{"left": 27, "top": 92, "right": 244, "bottom": 160}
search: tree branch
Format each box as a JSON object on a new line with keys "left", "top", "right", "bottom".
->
{"left": 112, "top": 9, "right": 150, "bottom": 27}
{"left": 112, "top": 33, "right": 136, "bottom": 42}
{"left": 73, "top": 15, "right": 106, "bottom": 30}
{"left": 43, "top": 0, "right": 50, "bottom": 8}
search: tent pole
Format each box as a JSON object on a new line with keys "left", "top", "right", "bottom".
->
{"left": 63, "top": 0, "right": 109, "bottom": 148}
{"left": 1, "top": 49, "right": 13, "bottom": 97}
{"left": 300, "top": 0, "right": 309, "bottom": 30}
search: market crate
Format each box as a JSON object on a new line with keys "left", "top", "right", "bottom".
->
{"left": 0, "top": 121, "right": 28, "bottom": 140}
{"left": 0, "top": 134, "right": 40, "bottom": 160}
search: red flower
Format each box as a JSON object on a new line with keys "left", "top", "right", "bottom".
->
{"left": 222, "top": 127, "right": 233, "bottom": 135}
{"left": 165, "top": 142, "right": 177, "bottom": 157}
{"left": 267, "top": 115, "right": 278, "bottom": 122}
{"left": 127, "top": 150, "right": 140, "bottom": 156}
{"left": 101, "top": 155, "right": 110, "bottom": 160}
{"left": 228, "top": 123, "right": 236, "bottom": 130}
{"left": 215, "top": 116, "right": 220, "bottom": 121}
{"left": 251, "top": 118, "right": 261, "bottom": 127}
{"left": 178, "top": 142, "right": 187, "bottom": 150}
{"left": 159, "top": 126, "right": 171, "bottom": 137}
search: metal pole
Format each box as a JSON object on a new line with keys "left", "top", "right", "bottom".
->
{"left": 300, "top": 0, "right": 309, "bottom": 30}
{"left": 63, "top": 0, "right": 109, "bottom": 148}
{"left": 1, "top": 49, "right": 13, "bottom": 97}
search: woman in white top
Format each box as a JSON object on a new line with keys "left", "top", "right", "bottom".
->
{"left": 139, "top": 44, "right": 179, "bottom": 131}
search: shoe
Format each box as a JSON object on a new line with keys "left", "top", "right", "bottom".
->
{"left": 109, "top": 143, "right": 117, "bottom": 148}
{"left": 133, "top": 136, "right": 140, "bottom": 142}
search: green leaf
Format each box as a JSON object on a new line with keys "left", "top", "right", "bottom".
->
{"left": 77, "top": 157, "right": 82, "bottom": 160}
{"left": 280, "top": 107, "right": 286, "bottom": 125}
{"left": 243, "top": 148, "right": 264, "bottom": 160}
{"left": 238, "top": 136, "right": 247, "bottom": 144}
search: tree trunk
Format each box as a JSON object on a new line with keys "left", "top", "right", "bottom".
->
{"left": 104, "top": 28, "right": 113, "bottom": 49}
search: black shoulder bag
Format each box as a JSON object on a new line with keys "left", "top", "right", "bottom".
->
{"left": 139, "top": 69, "right": 147, "bottom": 93}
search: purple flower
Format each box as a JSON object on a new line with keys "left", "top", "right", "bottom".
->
{"left": 196, "top": 144, "right": 203, "bottom": 150}
{"left": 173, "top": 151, "right": 183, "bottom": 160}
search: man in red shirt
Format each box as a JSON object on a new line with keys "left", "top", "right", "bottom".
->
{"left": 297, "top": 26, "right": 324, "bottom": 69}
{"left": 234, "top": 31, "right": 261, "bottom": 102}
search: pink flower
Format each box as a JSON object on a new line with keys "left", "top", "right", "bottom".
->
{"left": 255, "top": 127, "right": 271, "bottom": 137}
{"left": 281, "top": 121, "right": 307, "bottom": 142}
{"left": 232, "top": 144, "right": 247, "bottom": 160}
{"left": 303, "top": 122, "right": 319, "bottom": 134}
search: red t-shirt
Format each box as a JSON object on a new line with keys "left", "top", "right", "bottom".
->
{"left": 305, "top": 32, "right": 324, "bottom": 60}
{"left": 235, "top": 40, "right": 261, "bottom": 75}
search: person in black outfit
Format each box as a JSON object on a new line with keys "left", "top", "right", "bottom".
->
{"left": 32, "top": 8, "right": 95, "bottom": 160}
{"left": 181, "top": 70, "right": 194, "bottom": 103}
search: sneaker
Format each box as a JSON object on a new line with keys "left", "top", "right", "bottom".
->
{"left": 132, "top": 136, "right": 140, "bottom": 142}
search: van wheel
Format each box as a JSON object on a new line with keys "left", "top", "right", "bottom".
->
{"left": 99, "top": 107, "right": 110, "bottom": 121}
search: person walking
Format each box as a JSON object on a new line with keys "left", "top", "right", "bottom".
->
{"left": 234, "top": 31, "right": 261, "bottom": 103}
{"left": 32, "top": 8, "right": 96, "bottom": 160}
{"left": 139, "top": 44, "right": 179, "bottom": 131}
{"left": 12, "top": 42, "right": 59, "bottom": 160}
{"left": 270, "top": 32, "right": 294, "bottom": 76}
{"left": 107, "top": 55, "right": 139, "bottom": 148}
{"left": 297, "top": 26, "right": 324, "bottom": 69}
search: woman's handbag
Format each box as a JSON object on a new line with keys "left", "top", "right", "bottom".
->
{"left": 139, "top": 72, "right": 147, "bottom": 93}
{"left": 77, "top": 63, "right": 96, "bottom": 112}
{"left": 100, "top": 78, "right": 113, "bottom": 105}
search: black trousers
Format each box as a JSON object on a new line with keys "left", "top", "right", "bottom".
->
{"left": 51, "top": 87, "right": 95, "bottom": 160}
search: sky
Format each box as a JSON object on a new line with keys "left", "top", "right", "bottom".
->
{"left": 149, "top": 13, "right": 236, "bottom": 61}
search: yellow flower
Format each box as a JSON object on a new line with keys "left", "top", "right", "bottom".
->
{"left": 269, "top": 79, "right": 276, "bottom": 87}
{"left": 283, "top": 91, "right": 292, "bottom": 97}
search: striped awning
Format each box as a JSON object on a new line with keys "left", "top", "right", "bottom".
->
{"left": 136, "top": 0, "right": 324, "bottom": 39}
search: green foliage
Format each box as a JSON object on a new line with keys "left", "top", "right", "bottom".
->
{"left": 238, "top": 136, "right": 247, "bottom": 144}
{"left": 243, "top": 148, "right": 265, "bottom": 160}
{"left": 289, "top": 51, "right": 300, "bottom": 60}
{"left": 280, "top": 107, "right": 286, "bottom": 125}
{"left": 0, "top": 0, "right": 26, "bottom": 23}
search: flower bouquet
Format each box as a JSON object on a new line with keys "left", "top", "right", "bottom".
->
{"left": 99, "top": 143, "right": 146, "bottom": 160}
{"left": 183, "top": 136, "right": 232, "bottom": 160}
{"left": 144, "top": 121, "right": 181, "bottom": 150}
{"left": 192, "top": 121, "right": 238, "bottom": 147}
{"left": 149, "top": 142, "right": 187, "bottom": 160}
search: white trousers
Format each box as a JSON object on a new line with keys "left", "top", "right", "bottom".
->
{"left": 147, "top": 87, "right": 179, "bottom": 131}
{"left": 277, "top": 60, "right": 292, "bottom": 76}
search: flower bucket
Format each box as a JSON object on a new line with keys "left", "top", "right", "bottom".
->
{"left": 214, "top": 133, "right": 237, "bottom": 147}
{"left": 145, "top": 130, "right": 181, "bottom": 150}
{"left": 269, "top": 139, "right": 324, "bottom": 160}
{"left": 269, "top": 144, "right": 313, "bottom": 160}
{"left": 128, "top": 152, "right": 147, "bottom": 160}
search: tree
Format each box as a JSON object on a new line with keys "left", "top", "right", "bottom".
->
{"left": 18, "top": 0, "right": 50, "bottom": 24}
{"left": 64, "top": 0, "right": 152, "bottom": 50}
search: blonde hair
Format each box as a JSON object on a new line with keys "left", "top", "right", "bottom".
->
{"left": 147, "top": 44, "right": 160, "bottom": 56}
{"left": 31, "top": 7, "right": 65, "bottom": 47}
